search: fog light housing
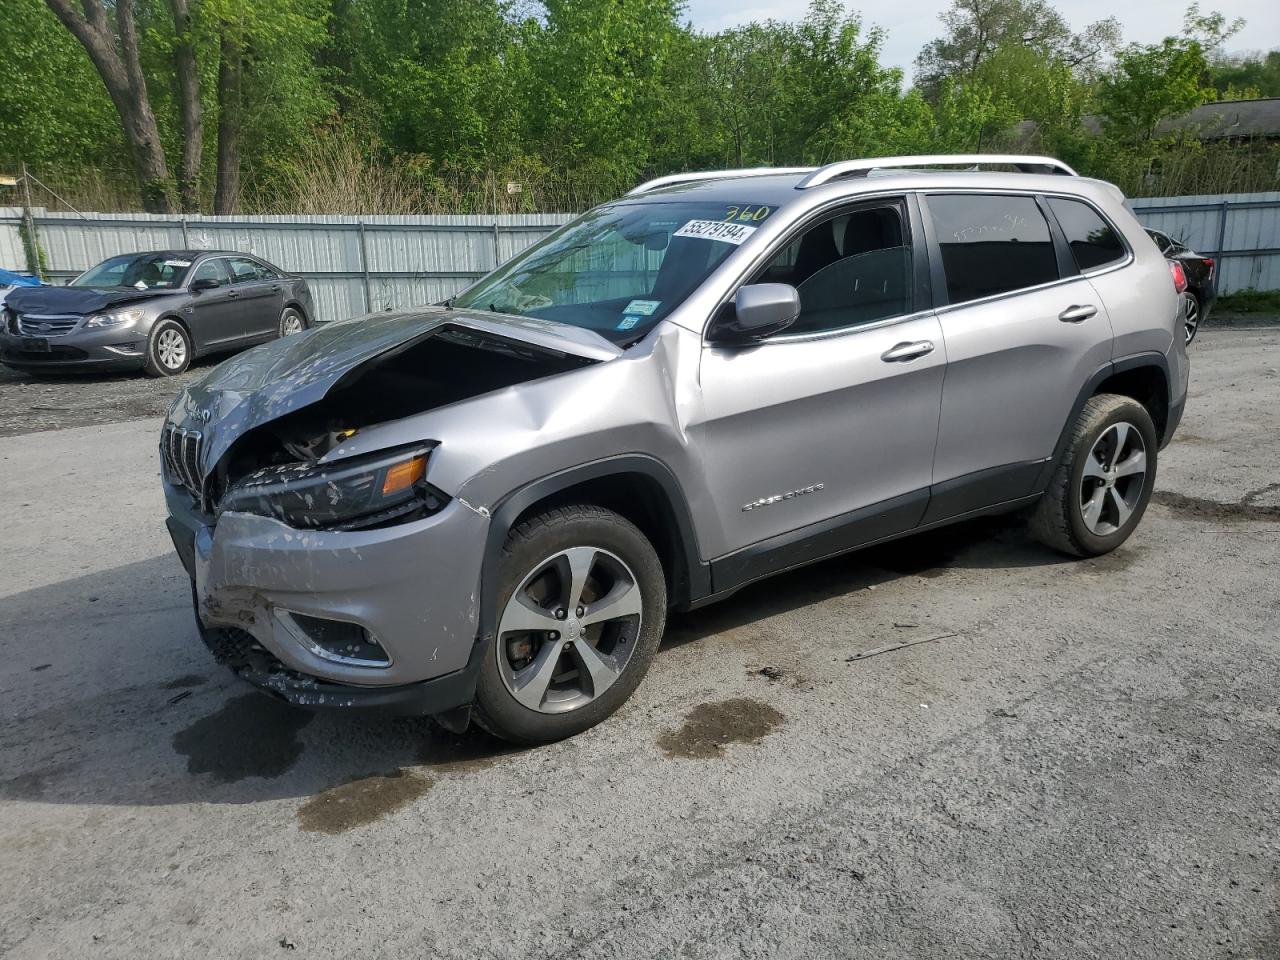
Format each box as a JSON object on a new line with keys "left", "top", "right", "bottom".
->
{"left": 276, "top": 610, "right": 390, "bottom": 667}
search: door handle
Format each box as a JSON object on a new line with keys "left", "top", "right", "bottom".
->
{"left": 270, "top": 284, "right": 282, "bottom": 292}
{"left": 227, "top": 289, "right": 239, "bottom": 299}
{"left": 881, "top": 340, "right": 935, "bottom": 362}
{"left": 1058, "top": 304, "right": 1097, "bottom": 323}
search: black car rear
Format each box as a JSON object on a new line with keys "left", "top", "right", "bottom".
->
{"left": 1146, "top": 228, "right": 1217, "bottom": 345}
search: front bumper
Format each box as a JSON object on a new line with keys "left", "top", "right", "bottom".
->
{"left": 0, "top": 327, "right": 148, "bottom": 370}
{"left": 165, "top": 479, "right": 492, "bottom": 713}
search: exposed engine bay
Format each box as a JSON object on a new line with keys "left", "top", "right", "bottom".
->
{"left": 206, "top": 324, "right": 597, "bottom": 520}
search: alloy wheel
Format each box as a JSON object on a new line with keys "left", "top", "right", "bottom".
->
{"left": 1079, "top": 421, "right": 1147, "bottom": 536}
{"left": 496, "top": 546, "right": 643, "bottom": 714}
{"left": 281, "top": 310, "right": 304, "bottom": 336}
{"left": 157, "top": 328, "right": 187, "bottom": 370}
{"left": 1181, "top": 293, "right": 1199, "bottom": 345}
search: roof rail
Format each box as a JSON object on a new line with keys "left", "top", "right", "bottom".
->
{"left": 627, "top": 167, "right": 815, "bottom": 196}
{"left": 795, "top": 154, "right": 1078, "bottom": 189}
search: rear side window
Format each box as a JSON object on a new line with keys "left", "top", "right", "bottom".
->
{"left": 1049, "top": 198, "right": 1126, "bottom": 272}
{"left": 926, "top": 194, "right": 1057, "bottom": 305}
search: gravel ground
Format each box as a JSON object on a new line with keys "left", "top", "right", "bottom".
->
{"left": 1, "top": 325, "right": 1278, "bottom": 959}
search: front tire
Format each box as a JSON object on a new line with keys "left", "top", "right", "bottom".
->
{"left": 144, "top": 319, "right": 192, "bottom": 377}
{"left": 1029, "top": 393, "right": 1157, "bottom": 557}
{"left": 474, "top": 504, "right": 667, "bottom": 744}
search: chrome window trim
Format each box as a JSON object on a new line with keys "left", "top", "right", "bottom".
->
{"left": 765, "top": 308, "right": 935, "bottom": 345}
{"left": 932, "top": 271, "right": 1100, "bottom": 317}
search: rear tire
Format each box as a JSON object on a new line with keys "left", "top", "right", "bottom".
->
{"left": 1029, "top": 393, "right": 1157, "bottom": 557}
{"left": 474, "top": 504, "right": 666, "bottom": 744}
{"left": 1181, "top": 291, "right": 1201, "bottom": 346}
{"left": 144, "top": 319, "right": 192, "bottom": 377}
{"left": 278, "top": 307, "right": 306, "bottom": 338}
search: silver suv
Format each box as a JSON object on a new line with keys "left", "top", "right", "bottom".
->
{"left": 162, "top": 154, "right": 1189, "bottom": 743}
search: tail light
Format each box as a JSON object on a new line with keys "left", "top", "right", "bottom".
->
{"left": 1203, "top": 257, "right": 1215, "bottom": 281}
{"left": 1169, "top": 261, "right": 1188, "bottom": 294}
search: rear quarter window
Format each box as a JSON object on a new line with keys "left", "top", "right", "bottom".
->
{"left": 1048, "top": 198, "right": 1127, "bottom": 272}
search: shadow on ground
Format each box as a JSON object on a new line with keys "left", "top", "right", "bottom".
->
{"left": 0, "top": 513, "right": 1079, "bottom": 809}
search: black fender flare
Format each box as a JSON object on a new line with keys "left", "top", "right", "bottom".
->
{"left": 475, "top": 454, "right": 709, "bottom": 643}
{"left": 1035, "top": 350, "right": 1172, "bottom": 492}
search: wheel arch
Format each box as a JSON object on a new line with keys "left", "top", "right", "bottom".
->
{"left": 1037, "top": 353, "right": 1172, "bottom": 492}
{"left": 283, "top": 300, "right": 309, "bottom": 326}
{"left": 477, "top": 456, "right": 710, "bottom": 642}
{"left": 153, "top": 313, "right": 198, "bottom": 356}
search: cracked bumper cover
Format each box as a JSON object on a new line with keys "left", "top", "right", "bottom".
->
{"left": 165, "top": 480, "right": 491, "bottom": 714}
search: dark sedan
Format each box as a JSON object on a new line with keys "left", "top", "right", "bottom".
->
{"left": 1146, "top": 228, "right": 1216, "bottom": 346}
{"left": 1, "top": 250, "right": 314, "bottom": 376}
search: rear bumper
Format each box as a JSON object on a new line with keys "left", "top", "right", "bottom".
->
{"left": 165, "top": 479, "right": 492, "bottom": 714}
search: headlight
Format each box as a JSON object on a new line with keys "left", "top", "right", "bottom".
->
{"left": 85, "top": 308, "right": 144, "bottom": 329}
{"left": 218, "top": 445, "right": 442, "bottom": 531}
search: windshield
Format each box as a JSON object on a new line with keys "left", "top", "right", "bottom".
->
{"left": 72, "top": 253, "right": 193, "bottom": 290}
{"left": 452, "top": 200, "right": 776, "bottom": 343}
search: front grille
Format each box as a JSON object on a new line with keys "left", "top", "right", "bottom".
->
{"left": 17, "top": 313, "right": 81, "bottom": 336}
{"left": 161, "top": 424, "right": 206, "bottom": 503}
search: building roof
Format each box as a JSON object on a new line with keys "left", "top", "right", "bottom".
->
{"left": 1154, "top": 97, "right": 1280, "bottom": 139}
{"left": 1012, "top": 97, "right": 1280, "bottom": 144}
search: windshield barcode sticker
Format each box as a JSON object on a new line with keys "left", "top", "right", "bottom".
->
{"left": 673, "top": 220, "right": 758, "bottom": 245}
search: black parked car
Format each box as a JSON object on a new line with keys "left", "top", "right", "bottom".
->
{"left": 1, "top": 250, "right": 314, "bottom": 376}
{"left": 1146, "top": 228, "right": 1216, "bottom": 346}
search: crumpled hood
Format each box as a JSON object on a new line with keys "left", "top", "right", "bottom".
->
{"left": 170, "top": 306, "right": 622, "bottom": 471}
{"left": 5, "top": 285, "right": 171, "bottom": 315}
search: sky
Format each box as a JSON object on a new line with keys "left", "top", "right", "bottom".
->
{"left": 684, "top": 0, "right": 1280, "bottom": 84}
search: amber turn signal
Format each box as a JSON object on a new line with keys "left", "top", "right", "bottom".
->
{"left": 382, "top": 454, "right": 427, "bottom": 496}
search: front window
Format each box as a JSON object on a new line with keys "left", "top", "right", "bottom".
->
{"left": 72, "top": 253, "right": 192, "bottom": 290}
{"left": 452, "top": 201, "right": 776, "bottom": 344}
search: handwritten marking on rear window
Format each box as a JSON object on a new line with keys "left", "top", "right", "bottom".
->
{"left": 674, "top": 220, "right": 758, "bottom": 245}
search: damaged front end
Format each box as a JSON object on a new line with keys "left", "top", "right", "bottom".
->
{"left": 162, "top": 307, "right": 618, "bottom": 719}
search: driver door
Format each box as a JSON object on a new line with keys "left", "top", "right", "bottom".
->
{"left": 691, "top": 197, "right": 945, "bottom": 584}
{"left": 187, "top": 258, "right": 242, "bottom": 349}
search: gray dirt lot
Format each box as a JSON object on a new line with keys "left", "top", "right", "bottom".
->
{"left": 1, "top": 324, "right": 1278, "bottom": 959}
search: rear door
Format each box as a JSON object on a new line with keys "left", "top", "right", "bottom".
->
{"left": 227, "top": 257, "right": 284, "bottom": 340}
{"left": 694, "top": 196, "right": 945, "bottom": 579}
{"left": 921, "top": 191, "right": 1115, "bottom": 521}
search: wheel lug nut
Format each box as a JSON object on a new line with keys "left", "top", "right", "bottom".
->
{"left": 555, "top": 608, "right": 566, "bottom": 620}
{"left": 576, "top": 606, "right": 584, "bottom": 617}
{"left": 549, "top": 631, "right": 559, "bottom": 641}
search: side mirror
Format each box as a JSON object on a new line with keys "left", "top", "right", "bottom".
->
{"left": 191, "top": 277, "right": 221, "bottom": 292}
{"left": 710, "top": 283, "right": 801, "bottom": 343}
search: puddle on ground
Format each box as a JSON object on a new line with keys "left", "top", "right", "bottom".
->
{"left": 297, "top": 769, "right": 432, "bottom": 834}
{"left": 1152, "top": 487, "right": 1280, "bottom": 523}
{"left": 163, "top": 673, "right": 208, "bottom": 690}
{"left": 172, "top": 692, "right": 313, "bottom": 782}
{"left": 657, "top": 697, "right": 785, "bottom": 759}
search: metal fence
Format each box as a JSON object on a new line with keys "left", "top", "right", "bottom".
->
{"left": 0, "top": 209, "right": 575, "bottom": 324}
{"left": 2, "top": 190, "right": 1278, "bottom": 324}
{"left": 1129, "top": 192, "right": 1280, "bottom": 294}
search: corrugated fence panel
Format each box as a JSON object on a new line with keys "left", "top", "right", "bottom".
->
{"left": 4, "top": 198, "right": 1276, "bottom": 308}
{"left": 1130, "top": 192, "right": 1280, "bottom": 294}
